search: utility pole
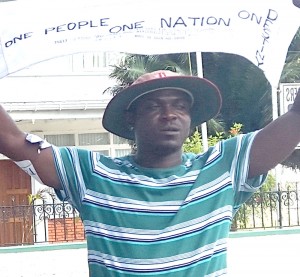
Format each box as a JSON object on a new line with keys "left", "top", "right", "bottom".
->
{"left": 196, "top": 52, "right": 209, "bottom": 152}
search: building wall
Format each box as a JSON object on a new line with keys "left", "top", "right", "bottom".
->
{"left": 0, "top": 52, "right": 132, "bottom": 245}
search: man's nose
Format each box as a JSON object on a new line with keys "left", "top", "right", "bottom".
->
{"left": 161, "top": 105, "right": 177, "bottom": 120}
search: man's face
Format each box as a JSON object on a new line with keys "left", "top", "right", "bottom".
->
{"left": 129, "top": 89, "right": 192, "bottom": 153}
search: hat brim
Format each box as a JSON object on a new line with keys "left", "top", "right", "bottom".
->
{"left": 102, "top": 75, "right": 222, "bottom": 140}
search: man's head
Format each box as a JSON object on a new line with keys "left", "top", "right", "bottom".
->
{"left": 126, "top": 88, "right": 193, "bottom": 153}
{"left": 102, "top": 70, "right": 222, "bottom": 141}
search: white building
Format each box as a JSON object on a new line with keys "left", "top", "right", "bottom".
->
{"left": 0, "top": 52, "right": 132, "bottom": 244}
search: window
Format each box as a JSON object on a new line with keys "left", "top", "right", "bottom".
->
{"left": 45, "top": 134, "right": 75, "bottom": 146}
{"left": 72, "top": 52, "right": 125, "bottom": 72}
{"left": 115, "top": 149, "right": 132, "bottom": 157}
{"left": 78, "top": 133, "right": 109, "bottom": 146}
{"left": 97, "top": 150, "right": 109, "bottom": 156}
{"left": 43, "top": 132, "right": 131, "bottom": 157}
{"left": 113, "top": 135, "right": 129, "bottom": 144}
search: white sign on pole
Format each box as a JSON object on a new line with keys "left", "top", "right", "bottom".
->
{"left": 279, "top": 83, "right": 300, "bottom": 149}
{"left": 279, "top": 83, "right": 300, "bottom": 115}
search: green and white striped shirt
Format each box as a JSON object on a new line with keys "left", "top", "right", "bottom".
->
{"left": 53, "top": 131, "right": 265, "bottom": 277}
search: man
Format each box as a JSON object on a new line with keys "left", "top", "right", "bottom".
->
{"left": 1, "top": 69, "right": 300, "bottom": 276}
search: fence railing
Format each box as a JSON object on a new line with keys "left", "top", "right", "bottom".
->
{"left": 0, "top": 198, "right": 85, "bottom": 247}
{"left": 232, "top": 186, "right": 300, "bottom": 230}
{"left": 1, "top": 187, "right": 300, "bottom": 246}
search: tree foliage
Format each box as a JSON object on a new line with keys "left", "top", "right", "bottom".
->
{"left": 183, "top": 122, "right": 242, "bottom": 154}
{"left": 281, "top": 27, "right": 300, "bottom": 83}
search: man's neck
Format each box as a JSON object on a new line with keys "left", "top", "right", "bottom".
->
{"left": 133, "top": 149, "right": 183, "bottom": 168}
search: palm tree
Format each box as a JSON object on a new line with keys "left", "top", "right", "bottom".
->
{"left": 281, "top": 28, "right": 300, "bottom": 83}
{"left": 104, "top": 53, "right": 200, "bottom": 96}
{"left": 201, "top": 52, "right": 272, "bottom": 132}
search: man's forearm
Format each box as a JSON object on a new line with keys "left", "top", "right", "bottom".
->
{"left": 0, "top": 105, "right": 27, "bottom": 160}
{"left": 249, "top": 89, "right": 300, "bottom": 178}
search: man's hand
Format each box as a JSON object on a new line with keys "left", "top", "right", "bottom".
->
{"left": 293, "top": 0, "right": 300, "bottom": 8}
{"left": 290, "top": 88, "right": 300, "bottom": 114}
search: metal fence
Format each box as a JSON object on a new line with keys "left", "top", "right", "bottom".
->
{"left": 1, "top": 186, "right": 300, "bottom": 246}
{"left": 232, "top": 185, "right": 300, "bottom": 230}
{"left": 0, "top": 196, "right": 85, "bottom": 247}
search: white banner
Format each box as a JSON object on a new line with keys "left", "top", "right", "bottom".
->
{"left": 0, "top": 0, "right": 299, "bottom": 88}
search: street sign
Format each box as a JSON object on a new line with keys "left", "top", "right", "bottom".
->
{"left": 279, "top": 83, "right": 300, "bottom": 115}
{"left": 279, "top": 83, "right": 300, "bottom": 149}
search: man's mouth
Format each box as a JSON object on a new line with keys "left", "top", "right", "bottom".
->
{"left": 160, "top": 126, "right": 180, "bottom": 133}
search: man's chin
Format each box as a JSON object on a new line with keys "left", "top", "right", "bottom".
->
{"left": 153, "top": 142, "right": 183, "bottom": 154}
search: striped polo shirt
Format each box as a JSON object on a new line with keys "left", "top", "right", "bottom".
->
{"left": 53, "top": 131, "right": 265, "bottom": 277}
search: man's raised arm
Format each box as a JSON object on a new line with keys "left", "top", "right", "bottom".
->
{"left": 249, "top": 89, "right": 300, "bottom": 178}
{"left": 0, "top": 105, "right": 61, "bottom": 189}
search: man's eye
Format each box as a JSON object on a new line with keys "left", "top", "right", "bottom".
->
{"left": 146, "top": 104, "right": 160, "bottom": 110}
{"left": 176, "top": 103, "right": 190, "bottom": 111}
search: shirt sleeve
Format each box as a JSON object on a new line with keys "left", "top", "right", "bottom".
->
{"left": 52, "top": 146, "right": 90, "bottom": 212}
{"left": 228, "top": 131, "right": 267, "bottom": 210}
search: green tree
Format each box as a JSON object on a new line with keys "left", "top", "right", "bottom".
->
{"left": 201, "top": 52, "right": 272, "bottom": 131}
{"left": 281, "top": 27, "right": 300, "bottom": 83}
{"left": 183, "top": 122, "right": 242, "bottom": 154}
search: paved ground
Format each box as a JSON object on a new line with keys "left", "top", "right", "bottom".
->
{"left": 1, "top": 232, "right": 300, "bottom": 276}
{"left": 0, "top": 247, "right": 89, "bottom": 277}
{"left": 228, "top": 233, "right": 300, "bottom": 277}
